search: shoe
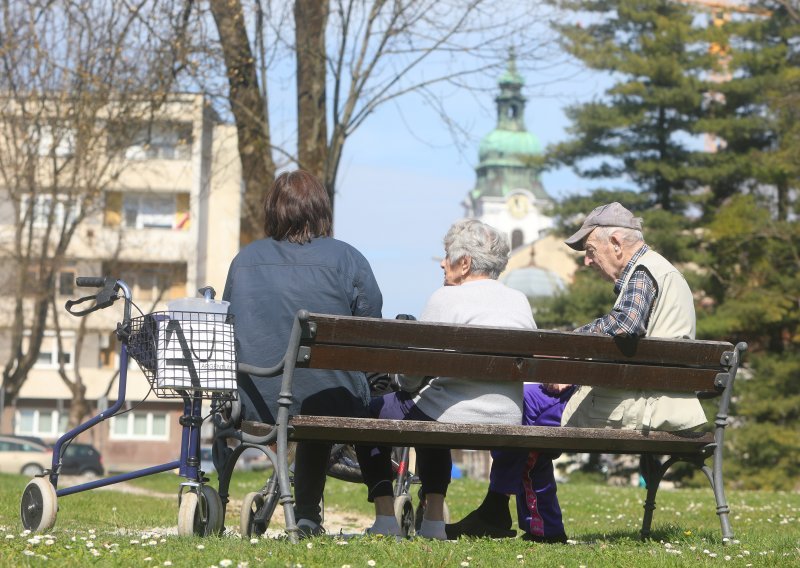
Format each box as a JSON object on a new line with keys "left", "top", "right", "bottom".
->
{"left": 296, "top": 518, "right": 326, "bottom": 539}
{"left": 520, "top": 532, "right": 568, "bottom": 544}
{"left": 445, "top": 509, "right": 516, "bottom": 540}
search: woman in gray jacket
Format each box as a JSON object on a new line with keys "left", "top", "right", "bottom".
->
{"left": 223, "top": 170, "right": 382, "bottom": 538}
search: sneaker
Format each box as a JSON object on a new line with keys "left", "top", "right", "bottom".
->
{"left": 520, "top": 532, "right": 568, "bottom": 544}
{"left": 445, "top": 509, "right": 516, "bottom": 540}
{"left": 296, "top": 518, "right": 326, "bottom": 539}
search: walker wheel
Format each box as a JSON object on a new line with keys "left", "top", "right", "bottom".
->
{"left": 20, "top": 478, "right": 57, "bottom": 532}
{"left": 394, "top": 494, "right": 414, "bottom": 538}
{"left": 240, "top": 492, "right": 269, "bottom": 537}
{"left": 178, "top": 485, "right": 224, "bottom": 537}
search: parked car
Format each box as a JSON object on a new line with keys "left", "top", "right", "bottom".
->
{"left": 59, "top": 442, "right": 104, "bottom": 477}
{"left": 0, "top": 435, "right": 52, "bottom": 476}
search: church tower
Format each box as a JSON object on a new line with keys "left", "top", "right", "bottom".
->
{"left": 464, "top": 51, "right": 553, "bottom": 251}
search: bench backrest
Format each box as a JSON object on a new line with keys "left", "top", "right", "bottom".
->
{"left": 295, "top": 313, "right": 736, "bottom": 395}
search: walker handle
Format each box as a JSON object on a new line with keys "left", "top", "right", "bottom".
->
{"left": 76, "top": 277, "right": 108, "bottom": 288}
{"left": 66, "top": 277, "right": 120, "bottom": 316}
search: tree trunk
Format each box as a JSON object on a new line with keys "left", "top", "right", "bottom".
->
{"left": 210, "top": 0, "right": 276, "bottom": 245}
{"left": 295, "top": 0, "right": 329, "bottom": 195}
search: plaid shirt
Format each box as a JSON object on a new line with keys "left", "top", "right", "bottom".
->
{"left": 575, "top": 244, "right": 655, "bottom": 337}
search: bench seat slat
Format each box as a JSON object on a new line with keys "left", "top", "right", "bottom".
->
{"left": 299, "top": 345, "right": 722, "bottom": 393}
{"left": 287, "top": 416, "right": 714, "bottom": 455}
{"left": 307, "top": 314, "right": 732, "bottom": 369}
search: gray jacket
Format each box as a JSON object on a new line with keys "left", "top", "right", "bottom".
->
{"left": 223, "top": 236, "right": 382, "bottom": 421}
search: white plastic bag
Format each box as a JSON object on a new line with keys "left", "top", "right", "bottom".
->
{"left": 155, "top": 313, "right": 236, "bottom": 392}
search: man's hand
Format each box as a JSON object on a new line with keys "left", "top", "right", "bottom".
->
{"left": 543, "top": 383, "right": 573, "bottom": 395}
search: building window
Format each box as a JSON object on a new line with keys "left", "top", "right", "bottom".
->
{"left": 24, "top": 330, "right": 75, "bottom": 370}
{"left": 109, "top": 262, "right": 187, "bottom": 302}
{"left": 15, "top": 409, "right": 67, "bottom": 438}
{"left": 59, "top": 269, "right": 76, "bottom": 296}
{"left": 99, "top": 332, "right": 118, "bottom": 369}
{"left": 20, "top": 194, "right": 81, "bottom": 229}
{"left": 110, "top": 411, "right": 169, "bottom": 441}
{"left": 36, "top": 124, "right": 76, "bottom": 158}
{"left": 108, "top": 122, "right": 193, "bottom": 161}
{"left": 123, "top": 193, "right": 176, "bottom": 229}
{"left": 104, "top": 191, "right": 189, "bottom": 230}
{"left": 22, "top": 263, "right": 76, "bottom": 298}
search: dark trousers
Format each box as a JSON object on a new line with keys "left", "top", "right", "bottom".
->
{"left": 293, "top": 441, "right": 332, "bottom": 525}
{"left": 355, "top": 391, "right": 452, "bottom": 501}
{"left": 241, "top": 386, "right": 369, "bottom": 526}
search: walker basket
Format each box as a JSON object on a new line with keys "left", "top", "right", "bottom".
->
{"left": 128, "top": 311, "right": 237, "bottom": 400}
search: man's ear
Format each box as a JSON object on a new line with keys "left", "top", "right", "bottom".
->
{"left": 609, "top": 234, "right": 623, "bottom": 254}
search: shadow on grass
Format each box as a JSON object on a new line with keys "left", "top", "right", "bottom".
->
{"left": 574, "top": 524, "right": 721, "bottom": 545}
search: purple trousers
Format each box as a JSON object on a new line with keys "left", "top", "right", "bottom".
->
{"left": 489, "top": 384, "right": 575, "bottom": 538}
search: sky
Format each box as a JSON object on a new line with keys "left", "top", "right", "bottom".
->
{"left": 332, "top": 67, "right": 611, "bottom": 319}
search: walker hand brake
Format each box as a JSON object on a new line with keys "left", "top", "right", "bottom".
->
{"left": 65, "top": 277, "right": 119, "bottom": 316}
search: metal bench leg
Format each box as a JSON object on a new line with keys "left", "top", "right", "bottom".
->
{"left": 275, "top": 413, "right": 297, "bottom": 543}
{"left": 639, "top": 454, "right": 664, "bottom": 540}
{"left": 704, "top": 342, "right": 744, "bottom": 542}
{"left": 703, "top": 438, "right": 734, "bottom": 541}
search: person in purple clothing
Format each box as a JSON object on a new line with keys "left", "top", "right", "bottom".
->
{"left": 447, "top": 202, "right": 703, "bottom": 543}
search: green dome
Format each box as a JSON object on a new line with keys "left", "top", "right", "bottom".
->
{"left": 479, "top": 128, "right": 542, "bottom": 165}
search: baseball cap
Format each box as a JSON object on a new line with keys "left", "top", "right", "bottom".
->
{"left": 564, "top": 202, "right": 643, "bottom": 251}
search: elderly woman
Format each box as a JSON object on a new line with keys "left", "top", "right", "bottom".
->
{"left": 223, "top": 170, "right": 382, "bottom": 538}
{"left": 355, "top": 219, "right": 535, "bottom": 539}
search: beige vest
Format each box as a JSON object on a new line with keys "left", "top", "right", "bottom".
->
{"left": 561, "top": 249, "right": 708, "bottom": 432}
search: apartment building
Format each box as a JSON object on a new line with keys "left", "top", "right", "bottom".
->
{"left": 0, "top": 94, "right": 241, "bottom": 471}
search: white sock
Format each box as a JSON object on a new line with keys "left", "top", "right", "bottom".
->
{"left": 369, "top": 515, "right": 401, "bottom": 536}
{"left": 418, "top": 518, "right": 446, "bottom": 540}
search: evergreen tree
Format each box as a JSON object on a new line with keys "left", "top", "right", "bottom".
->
{"left": 685, "top": 194, "right": 800, "bottom": 490}
{"left": 546, "top": 0, "right": 717, "bottom": 211}
{"left": 542, "top": 1, "right": 800, "bottom": 490}
{"left": 697, "top": 1, "right": 800, "bottom": 220}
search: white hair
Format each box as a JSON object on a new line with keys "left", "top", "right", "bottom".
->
{"left": 593, "top": 226, "right": 644, "bottom": 247}
{"left": 443, "top": 219, "right": 510, "bottom": 279}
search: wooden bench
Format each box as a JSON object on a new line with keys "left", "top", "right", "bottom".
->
{"left": 226, "top": 310, "right": 746, "bottom": 543}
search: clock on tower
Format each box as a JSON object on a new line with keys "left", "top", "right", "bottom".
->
{"left": 507, "top": 194, "right": 529, "bottom": 219}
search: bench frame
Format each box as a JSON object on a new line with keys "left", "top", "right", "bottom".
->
{"left": 215, "top": 310, "right": 747, "bottom": 544}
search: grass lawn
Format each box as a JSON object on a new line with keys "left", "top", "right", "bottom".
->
{"left": 1, "top": 470, "right": 798, "bottom": 567}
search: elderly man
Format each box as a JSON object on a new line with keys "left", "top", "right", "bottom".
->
{"left": 356, "top": 219, "right": 535, "bottom": 540}
{"left": 446, "top": 202, "right": 706, "bottom": 543}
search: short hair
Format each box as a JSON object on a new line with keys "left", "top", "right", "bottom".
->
{"left": 592, "top": 226, "right": 644, "bottom": 247}
{"left": 263, "top": 170, "right": 333, "bottom": 243}
{"left": 444, "top": 219, "right": 510, "bottom": 279}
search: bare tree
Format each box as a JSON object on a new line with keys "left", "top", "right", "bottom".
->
{"left": 295, "top": 0, "right": 329, "bottom": 183}
{"left": 0, "top": 0, "right": 188, "bottom": 424}
{"left": 209, "top": 0, "right": 277, "bottom": 244}
{"left": 203, "top": 0, "right": 557, "bottom": 229}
